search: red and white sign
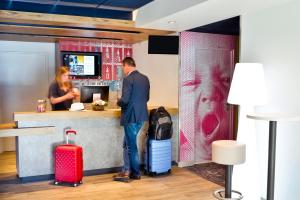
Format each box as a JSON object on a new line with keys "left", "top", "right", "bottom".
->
{"left": 102, "top": 64, "right": 112, "bottom": 80}
{"left": 124, "top": 48, "right": 133, "bottom": 58}
{"left": 113, "top": 48, "right": 123, "bottom": 64}
{"left": 102, "top": 47, "right": 112, "bottom": 64}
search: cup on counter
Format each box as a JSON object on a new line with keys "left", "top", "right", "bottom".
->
{"left": 72, "top": 88, "right": 80, "bottom": 102}
{"left": 93, "top": 93, "right": 101, "bottom": 102}
{"left": 37, "top": 99, "right": 47, "bottom": 113}
{"left": 72, "top": 88, "right": 80, "bottom": 96}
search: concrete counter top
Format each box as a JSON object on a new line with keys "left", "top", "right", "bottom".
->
{"left": 14, "top": 107, "right": 178, "bottom": 123}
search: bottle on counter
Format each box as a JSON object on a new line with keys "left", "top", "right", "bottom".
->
{"left": 37, "top": 99, "right": 47, "bottom": 113}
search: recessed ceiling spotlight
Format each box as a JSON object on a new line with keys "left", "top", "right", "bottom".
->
{"left": 168, "top": 20, "right": 176, "bottom": 24}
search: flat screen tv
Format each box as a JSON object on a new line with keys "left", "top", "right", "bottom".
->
{"left": 62, "top": 51, "right": 101, "bottom": 77}
{"left": 148, "top": 35, "right": 179, "bottom": 55}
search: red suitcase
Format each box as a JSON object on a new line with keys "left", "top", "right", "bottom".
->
{"left": 54, "top": 129, "right": 83, "bottom": 187}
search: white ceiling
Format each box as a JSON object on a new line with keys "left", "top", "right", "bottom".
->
{"left": 134, "top": 0, "right": 295, "bottom": 31}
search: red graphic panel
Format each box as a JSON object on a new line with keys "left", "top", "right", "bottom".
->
{"left": 124, "top": 48, "right": 133, "bottom": 58}
{"left": 77, "top": 41, "right": 84, "bottom": 52}
{"left": 113, "top": 65, "right": 118, "bottom": 80}
{"left": 113, "top": 48, "right": 123, "bottom": 64}
{"left": 102, "top": 64, "right": 113, "bottom": 80}
{"left": 69, "top": 41, "right": 79, "bottom": 52}
{"left": 82, "top": 42, "right": 91, "bottom": 52}
{"left": 90, "top": 45, "right": 96, "bottom": 52}
{"left": 60, "top": 41, "right": 68, "bottom": 51}
{"left": 102, "top": 47, "right": 112, "bottom": 64}
{"left": 86, "top": 41, "right": 93, "bottom": 52}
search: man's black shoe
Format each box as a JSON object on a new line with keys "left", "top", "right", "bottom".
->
{"left": 113, "top": 172, "right": 130, "bottom": 182}
{"left": 130, "top": 174, "right": 141, "bottom": 180}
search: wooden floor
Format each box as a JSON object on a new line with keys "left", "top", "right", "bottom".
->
{"left": 0, "top": 151, "right": 16, "bottom": 179}
{"left": 0, "top": 152, "right": 220, "bottom": 200}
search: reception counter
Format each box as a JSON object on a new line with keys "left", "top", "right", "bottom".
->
{"left": 13, "top": 108, "right": 178, "bottom": 181}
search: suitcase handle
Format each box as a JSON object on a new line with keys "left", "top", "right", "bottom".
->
{"left": 65, "top": 130, "right": 76, "bottom": 144}
{"left": 66, "top": 130, "right": 77, "bottom": 135}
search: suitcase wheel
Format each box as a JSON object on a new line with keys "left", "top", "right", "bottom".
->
{"left": 73, "top": 183, "right": 79, "bottom": 187}
{"left": 168, "top": 169, "right": 171, "bottom": 174}
{"left": 54, "top": 181, "right": 59, "bottom": 185}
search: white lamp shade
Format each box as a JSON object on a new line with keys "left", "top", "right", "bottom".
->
{"left": 227, "top": 63, "right": 268, "bottom": 105}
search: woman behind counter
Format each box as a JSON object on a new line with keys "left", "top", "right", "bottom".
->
{"left": 48, "top": 66, "right": 79, "bottom": 111}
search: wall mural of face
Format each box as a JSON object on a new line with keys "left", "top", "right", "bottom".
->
{"left": 180, "top": 32, "right": 236, "bottom": 163}
{"left": 194, "top": 62, "right": 233, "bottom": 160}
{"left": 181, "top": 60, "right": 234, "bottom": 161}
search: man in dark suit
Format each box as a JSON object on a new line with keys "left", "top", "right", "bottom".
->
{"left": 113, "top": 57, "right": 150, "bottom": 182}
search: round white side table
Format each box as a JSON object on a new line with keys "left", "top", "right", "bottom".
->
{"left": 247, "top": 113, "right": 300, "bottom": 200}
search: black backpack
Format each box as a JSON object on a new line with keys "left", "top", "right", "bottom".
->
{"left": 148, "top": 107, "right": 173, "bottom": 140}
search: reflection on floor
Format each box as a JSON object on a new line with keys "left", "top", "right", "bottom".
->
{"left": 0, "top": 152, "right": 220, "bottom": 200}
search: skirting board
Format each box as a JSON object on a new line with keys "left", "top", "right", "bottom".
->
{"left": 18, "top": 167, "right": 122, "bottom": 183}
{"left": 178, "top": 160, "right": 212, "bottom": 167}
{"left": 17, "top": 161, "right": 178, "bottom": 183}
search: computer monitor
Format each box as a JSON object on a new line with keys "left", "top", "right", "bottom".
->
{"left": 80, "top": 86, "right": 109, "bottom": 103}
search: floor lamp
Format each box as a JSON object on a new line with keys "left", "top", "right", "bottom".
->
{"left": 227, "top": 63, "right": 268, "bottom": 199}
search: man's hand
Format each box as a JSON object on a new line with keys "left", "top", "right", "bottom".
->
{"left": 117, "top": 97, "right": 121, "bottom": 107}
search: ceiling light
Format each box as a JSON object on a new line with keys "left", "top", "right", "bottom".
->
{"left": 168, "top": 20, "right": 176, "bottom": 24}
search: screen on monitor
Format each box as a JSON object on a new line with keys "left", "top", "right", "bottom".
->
{"left": 62, "top": 52, "right": 101, "bottom": 77}
{"left": 80, "top": 86, "right": 109, "bottom": 103}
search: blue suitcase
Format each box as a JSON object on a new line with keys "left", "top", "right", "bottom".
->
{"left": 144, "top": 139, "right": 172, "bottom": 175}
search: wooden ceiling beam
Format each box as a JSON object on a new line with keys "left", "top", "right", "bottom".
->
{"left": 0, "top": 33, "right": 57, "bottom": 43}
{"left": 0, "top": 33, "right": 138, "bottom": 43}
{"left": 0, "top": 10, "right": 173, "bottom": 36}
{"left": 0, "top": 10, "right": 134, "bottom": 28}
{"left": 0, "top": 24, "right": 148, "bottom": 43}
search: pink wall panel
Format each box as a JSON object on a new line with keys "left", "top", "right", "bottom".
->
{"left": 180, "top": 32, "right": 237, "bottom": 164}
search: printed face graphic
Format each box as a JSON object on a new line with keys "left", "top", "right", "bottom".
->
{"left": 181, "top": 50, "right": 234, "bottom": 161}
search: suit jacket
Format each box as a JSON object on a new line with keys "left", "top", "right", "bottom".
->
{"left": 117, "top": 70, "right": 150, "bottom": 126}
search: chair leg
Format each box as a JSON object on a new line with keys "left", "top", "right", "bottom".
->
{"left": 225, "top": 165, "right": 233, "bottom": 198}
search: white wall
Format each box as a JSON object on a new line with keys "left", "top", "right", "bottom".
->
{"left": 135, "top": 0, "right": 295, "bottom": 31}
{"left": 241, "top": 0, "right": 300, "bottom": 198}
{"left": 0, "top": 41, "right": 55, "bottom": 152}
{"left": 133, "top": 40, "right": 179, "bottom": 108}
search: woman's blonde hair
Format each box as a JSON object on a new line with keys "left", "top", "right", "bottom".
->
{"left": 55, "top": 66, "right": 72, "bottom": 90}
